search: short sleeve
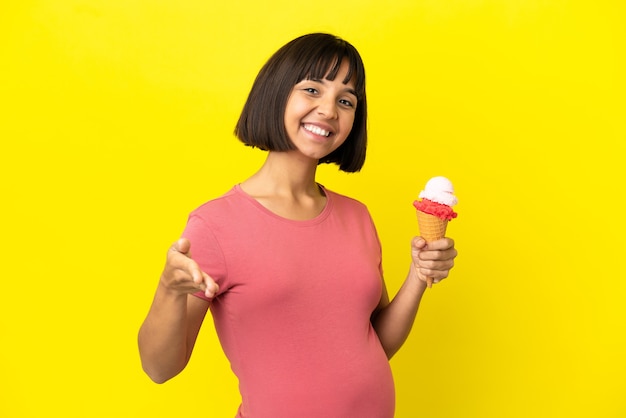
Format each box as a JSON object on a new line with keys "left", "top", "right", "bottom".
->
{"left": 181, "top": 213, "right": 229, "bottom": 301}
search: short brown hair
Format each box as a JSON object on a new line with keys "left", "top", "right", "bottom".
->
{"left": 235, "top": 33, "right": 367, "bottom": 172}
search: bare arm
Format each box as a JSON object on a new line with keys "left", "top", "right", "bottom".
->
{"left": 138, "top": 239, "right": 218, "bottom": 383}
{"left": 372, "top": 237, "right": 456, "bottom": 359}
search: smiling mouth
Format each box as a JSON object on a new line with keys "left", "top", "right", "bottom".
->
{"left": 303, "top": 123, "right": 331, "bottom": 137}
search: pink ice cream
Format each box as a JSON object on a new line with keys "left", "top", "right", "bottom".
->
{"left": 412, "top": 176, "right": 458, "bottom": 221}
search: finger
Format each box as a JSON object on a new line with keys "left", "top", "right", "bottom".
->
{"left": 418, "top": 245, "right": 457, "bottom": 263}
{"left": 412, "top": 237, "right": 427, "bottom": 250}
{"left": 202, "top": 272, "right": 220, "bottom": 298}
{"left": 182, "top": 259, "right": 217, "bottom": 296}
{"left": 419, "top": 251, "right": 456, "bottom": 263}
{"left": 172, "top": 238, "right": 192, "bottom": 255}
{"left": 184, "top": 258, "right": 205, "bottom": 285}
{"left": 420, "top": 256, "right": 453, "bottom": 277}
{"left": 420, "top": 265, "right": 450, "bottom": 278}
{"left": 421, "top": 237, "right": 454, "bottom": 251}
{"left": 418, "top": 255, "right": 455, "bottom": 273}
{"left": 411, "top": 237, "right": 427, "bottom": 266}
{"left": 169, "top": 239, "right": 201, "bottom": 280}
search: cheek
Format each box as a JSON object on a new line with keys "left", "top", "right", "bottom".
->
{"left": 288, "top": 99, "right": 310, "bottom": 118}
{"left": 284, "top": 99, "right": 305, "bottom": 126}
{"left": 341, "top": 114, "right": 356, "bottom": 137}
{"left": 348, "top": 113, "right": 356, "bottom": 128}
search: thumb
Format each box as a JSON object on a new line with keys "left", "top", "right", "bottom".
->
{"left": 172, "top": 238, "right": 192, "bottom": 256}
{"left": 411, "top": 237, "right": 427, "bottom": 265}
{"left": 412, "top": 236, "right": 427, "bottom": 251}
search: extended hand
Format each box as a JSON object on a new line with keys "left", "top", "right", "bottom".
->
{"left": 160, "top": 238, "right": 219, "bottom": 298}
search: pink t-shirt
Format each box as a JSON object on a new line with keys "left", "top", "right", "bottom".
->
{"left": 183, "top": 185, "right": 395, "bottom": 418}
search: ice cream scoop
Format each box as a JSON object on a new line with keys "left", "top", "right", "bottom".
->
{"left": 418, "top": 176, "right": 458, "bottom": 208}
{"left": 413, "top": 176, "right": 458, "bottom": 288}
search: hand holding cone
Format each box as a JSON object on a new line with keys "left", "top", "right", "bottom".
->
{"left": 416, "top": 211, "right": 448, "bottom": 287}
{"left": 413, "top": 176, "right": 458, "bottom": 288}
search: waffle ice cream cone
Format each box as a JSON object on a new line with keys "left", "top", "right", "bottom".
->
{"left": 416, "top": 210, "right": 448, "bottom": 242}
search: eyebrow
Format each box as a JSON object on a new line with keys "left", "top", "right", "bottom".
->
{"left": 306, "top": 78, "right": 358, "bottom": 97}
{"left": 344, "top": 88, "right": 358, "bottom": 97}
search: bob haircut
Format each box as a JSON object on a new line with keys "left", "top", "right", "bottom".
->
{"left": 235, "top": 33, "right": 367, "bottom": 173}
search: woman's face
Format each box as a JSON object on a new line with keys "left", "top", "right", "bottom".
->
{"left": 283, "top": 60, "right": 357, "bottom": 162}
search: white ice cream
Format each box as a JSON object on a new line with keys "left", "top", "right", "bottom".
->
{"left": 418, "top": 176, "right": 458, "bottom": 207}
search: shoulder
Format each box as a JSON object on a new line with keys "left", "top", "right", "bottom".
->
{"left": 188, "top": 186, "right": 245, "bottom": 220}
{"left": 185, "top": 185, "right": 266, "bottom": 240}
{"left": 323, "top": 186, "right": 374, "bottom": 223}
{"left": 324, "top": 186, "right": 369, "bottom": 212}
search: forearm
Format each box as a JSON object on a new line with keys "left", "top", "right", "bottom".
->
{"left": 138, "top": 284, "right": 193, "bottom": 383}
{"left": 372, "top": 264, "right": 427, "bottom": 359}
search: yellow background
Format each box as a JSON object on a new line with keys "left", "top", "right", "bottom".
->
{"left": 1, "top": 1, "right": 625, "bottom": 417}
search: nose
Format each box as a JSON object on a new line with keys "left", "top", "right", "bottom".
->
{"left": 317, "top": 97, "right": 338, "bottom": 119}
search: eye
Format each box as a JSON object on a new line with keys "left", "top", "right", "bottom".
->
{"left": 303, "top": 87, "right": 319, "bottom": 94}
{"left": 339, "top": 98, "right": 356, "bottom": 108}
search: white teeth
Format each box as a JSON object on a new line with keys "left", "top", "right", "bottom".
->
{"left": 303, "top": 124, "right": 330, "bottom": 137}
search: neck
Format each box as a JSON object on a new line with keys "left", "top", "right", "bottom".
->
{"left": 243, "top": 151, "right": 322, "bottom": 197}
